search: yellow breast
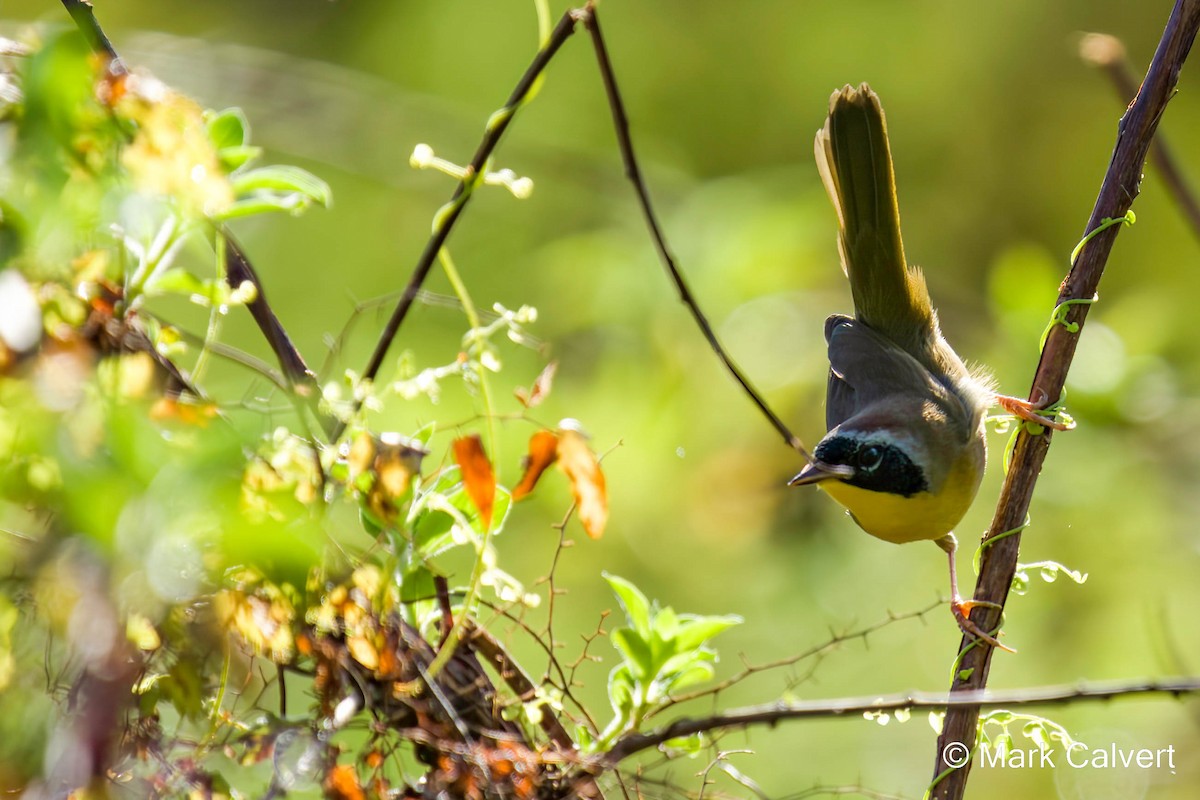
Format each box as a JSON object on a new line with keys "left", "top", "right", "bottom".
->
{"left": 818, "top": 450, "right": 982, "bottom": 544}
{"left": 818, "top": 481, "right": 967, "bottom": 543}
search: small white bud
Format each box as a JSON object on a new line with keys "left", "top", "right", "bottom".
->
{"left": 510, "top": 177, "right": 534, "bottom": 199}
{"left": 410, "top": 143, "right": 435, "bottom": 169}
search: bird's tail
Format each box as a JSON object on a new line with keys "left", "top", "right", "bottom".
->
{"left": 815, "top": 84, "right": 934, "bottom": 351}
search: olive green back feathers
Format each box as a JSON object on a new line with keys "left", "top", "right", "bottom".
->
{"left": 815, "top": 84, "right": 935, "bottom": 356}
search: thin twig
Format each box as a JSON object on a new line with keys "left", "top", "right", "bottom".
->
{"left": 149, "top": 318, "right": 288, "bottom": 391}
{"left": 60, "top": 1, "right": 124, "bottom": 74}
{"left": 653, "top": 599, "right": 942, "bottom": 715}
{"left": 932, "top": 3, "right": 1200, "bottom": 798}
{"left": 1081, "top": 31, "right": 1200, "bottom": 238}
{"left": 343, "top": 7, "right": 587, "bottom": 441}
{"left": 581, "top": 9, "right": 811, "bottom": 461}
{"left": 603, "top": 677, "right": 1200, "bottom": 766}
{"left": 221, "top": 235, "right": 330, "bottom": 437}
{"left": 779, "top": 787, "right": 909, "bottom": 800}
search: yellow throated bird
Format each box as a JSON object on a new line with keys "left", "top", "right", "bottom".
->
{"left": 790, "top": 84, "right": 1067, "bottom": 650}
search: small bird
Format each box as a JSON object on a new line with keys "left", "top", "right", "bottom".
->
{"left": 789, "top": 84, "right": 1067, "bottom": 650}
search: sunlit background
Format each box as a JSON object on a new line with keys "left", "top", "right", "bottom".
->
{"left": 4, "top": 1, "right": 1200, "bottom": 797}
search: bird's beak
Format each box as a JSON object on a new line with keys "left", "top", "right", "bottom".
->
{"left": 788, "top": 460, "right": 854, "bottom": 486}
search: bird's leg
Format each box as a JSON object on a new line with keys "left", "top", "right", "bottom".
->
{"left": 994, "top": 390, "right": 1072, "bottom": 431}
{"left": 935, "top": 534, "right": 1016, "bottom": 654}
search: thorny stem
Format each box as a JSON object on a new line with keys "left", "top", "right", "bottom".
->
{"left": 581, "top": 8, "right": 812, "bottom": 462}
{"left": 651, "top": 599, "right": 943, "bottom": 716}
{"left": 931, "top": 3, "right": 1200, "bottom": 798}
{"left": 602, "top": 678, "right": 1200, "bottom": 768}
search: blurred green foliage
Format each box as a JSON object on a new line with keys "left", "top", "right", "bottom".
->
{"left": 2, "top": 1, "right": 1200, "bottom": 798}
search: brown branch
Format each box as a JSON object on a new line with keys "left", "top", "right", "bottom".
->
{"left": 1081, "top": 32, "right": 1200, "bottom": 239}
{"left": 466, "top": 623, "right": 575, "bottom": 750}
{"left": 466, "top": 623, "right": 606, "bottom": 799}
{"left": 221, "top": 235, "right": 321, "bottom": 399}
{"left": 581, "top": 9, "right": 811, "bottom": 461}
{"left": 60, "top": 1, "right": 124, "bottom": 74}
{"left": 603, "top": 677, "right": 1200, "bottom": 767}
{"left": 932, "top": 3, "right": 1200, "bottom": 798}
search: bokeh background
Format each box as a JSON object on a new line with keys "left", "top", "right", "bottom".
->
{"left": 5, "top": 1, "right": 1200, "bottom": 797}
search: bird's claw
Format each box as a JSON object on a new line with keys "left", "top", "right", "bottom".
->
{"left": 995, "top": 391, "right": 1072, "bottom": 432}
{"left": 951, "top": 598, "right": 1016, "bottom": 654}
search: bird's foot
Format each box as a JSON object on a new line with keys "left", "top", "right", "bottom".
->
{"left": 995, "top": 390, "right": 1073, "bottom": 432}
{"left": 951, "top": 597, "right": 1016, "bottom": 654}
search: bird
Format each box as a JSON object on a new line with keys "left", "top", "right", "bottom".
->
{"left": 789, "top": 84, "right": 1068, "bottom": 651}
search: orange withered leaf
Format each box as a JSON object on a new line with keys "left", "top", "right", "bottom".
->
{"left": 325, "top": 764, "right": 367, "bottom": 800}
{"left": 150, "top": 396, "right": 219, "bottom": 426}
{"left": 453, "top": 434, "right": 496, "bottom": 528}
{"left": 556, "top": 427, "right": 608, "bottom": 539}
{"left": 512, "top": 430, "right": 559, "bottom": 500}
{"left": 514, "top": 361, "right": 557, "bottom": 408}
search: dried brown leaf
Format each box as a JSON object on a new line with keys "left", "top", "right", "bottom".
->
{"left": 556, "top": 428, "right": 607, "bottom": 539}
{"left": 514, "top": 361, "right": 557, "bottom": 408}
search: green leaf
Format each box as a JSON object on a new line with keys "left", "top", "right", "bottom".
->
{"left": 412, "top": 509, "right": 456, "bottom": 558}
{"left": 358, "top": 506, "right": 383, "bottom": 536}
{"left": 652, "top": 605, "right": 680, "bottom": 643}
{"left": 663, "top": 733, "right": 705, "bottom": 755}
{"left": 662, "top": 660, "right": 715, "bottom": 692}
{"left": 660, "top": 648, "right": 715, "bottom": 678}
{"left": 144, "top": 267, "right": 206, "bottom": 297}
{"left": 611, "top": 627, "right": 653, "bottom": 681}
{"left": 411, "top": 421, "right": 437, "bottom": 449}
{"left": 218, "top": 145, "right": 263, "bottom": 172}
{"left": 603, "top": 573, "right": 651, "bottom": 638}
{"left": 163, "top": 657, "right": 205, "bottom": 719}
{"left": 425, "top": 465, "right": 461, "bottom": 496}
{"left": 607, "top": 664, "right": 634, "bottom": 714}
{"left": 986, "top": 710, "right": 1015, "bottom": 725}
{"left": 213, "top": 195, "right": 313, "bottom": 220}
{"left": 399, "top": 562, "right": 437, "bottom": 604}
{"left": 206, "top": 107, "right": 249, "bottom": 150}
{"left": 1024, "top": 720, "right": 1051, "bottom": 752}
{"left": 674, "top": 613, "right": 743, "bottom": 652}
{"left": 232, "top": 165, "right": 332, "bottom": 207}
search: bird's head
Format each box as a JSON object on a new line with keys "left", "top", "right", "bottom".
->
{"left": 790, "top": 425, "right": 929, "bottom": 497}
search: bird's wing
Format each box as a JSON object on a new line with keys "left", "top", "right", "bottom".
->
{"left": 824, "top": 316, "right": 950, "bottom": 429}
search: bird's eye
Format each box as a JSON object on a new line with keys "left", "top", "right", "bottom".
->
{"left": 858, "top": 445, "right": 884, "bottom": 472}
